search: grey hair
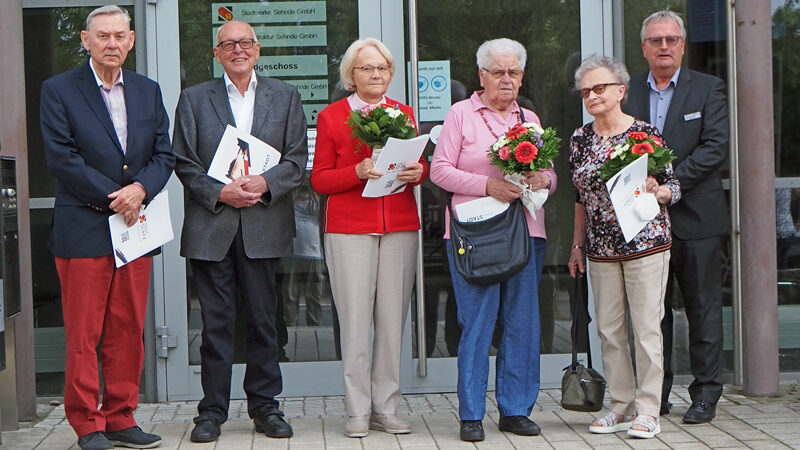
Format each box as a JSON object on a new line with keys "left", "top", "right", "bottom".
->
{"left": 574, "top": 54, "right": 630, "bottom": 103}
{"left": 86, "top": 5, "right": 130, "bottom": 30}
{"left": 215, "top": 20, "right": 258, "bottom": 45}
{"left": 338, "top": 38, "right": 395, "bottom": 91}
{"left": 640, "top": 10, "right": 686, "bottom": 42}
{"left": 476, "top": 38, "right": 527, "bottom": 71}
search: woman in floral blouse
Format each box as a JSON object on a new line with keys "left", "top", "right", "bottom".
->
{"left": 567, "top": 55, "right": 680, "bottom": 439}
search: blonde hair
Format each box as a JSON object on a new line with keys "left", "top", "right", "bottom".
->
{"left": 339, "top": 38, "right": 395, "bottom": 91}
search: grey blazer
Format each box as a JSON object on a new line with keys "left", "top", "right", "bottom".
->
{"left": 173, "top": 76, "right": 308, "bottom": 261}
{"left": 623, "top": 68, "right": 730, "bottom": 240}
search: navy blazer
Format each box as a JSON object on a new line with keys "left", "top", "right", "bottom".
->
{"left": 623, "top": 69, "right": 730, "bottom": 240}
{"left": 40, "top": 62, "right": 175, "bottom": 258}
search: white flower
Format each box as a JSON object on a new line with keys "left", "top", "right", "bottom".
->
{"left": 524, "top": 122, "right": 544, "bottom": 134}
{"left": 610, "top": 144, "right": 629, "bottom": 159}
{"left": 386, "top": 107, "right": 403, "bottom": 119}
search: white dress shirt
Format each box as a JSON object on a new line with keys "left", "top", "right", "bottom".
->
{"left": 224, "top": 70, "right": 258, "bottom": 134}
{"left": 90, "top": 59, "right": 128, "bottom": 153}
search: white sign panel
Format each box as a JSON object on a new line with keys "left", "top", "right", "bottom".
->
{"left": 212, "top": 2, "right": 326, "bottom": 24}
{"left": 410, "top": 60, "right": 452, "bottom": 122}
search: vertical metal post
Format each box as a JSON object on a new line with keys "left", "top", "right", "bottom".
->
{"left": 735, "top": 0, "right": 779, "bottom": 395}
{"left": 407, "top": 0, "right": 426, "bottom": 376}
{"left": 726, "top": 0, "right": 743, "bottom": 387}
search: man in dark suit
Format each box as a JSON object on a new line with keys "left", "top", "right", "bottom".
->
{"left": 39, "top": 5, "right": 174, "bottom": 450}
{"left": 623, "top": 10, "right": 729, "bottom": 424}
{"left": 172, "top": 20, "right": 307, "bottom": 442}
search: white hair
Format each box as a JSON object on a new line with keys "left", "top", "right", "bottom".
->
{"left": 574, "top": 54, "right": 630, "bottom": 103}
{"left": 338, "top": 38, "right": 395, "bottom": 91}
{"left": 640, "top": 10, "right": 687, "bottom": 42}
{"left": 476, "top": 38, "right": 527, "bottom": 70}
{"left": 86, "top": 5, "right": 130, "bottom": 30}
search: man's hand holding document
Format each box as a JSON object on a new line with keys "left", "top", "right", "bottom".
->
{"left": 362, "top": 135, "right": 429, "bottom": 197}
{"left": 109, "top": 191, "right": 174, "bottom": 268}
{"left": 208, "top": 124, "right": 282, "bottom": 184}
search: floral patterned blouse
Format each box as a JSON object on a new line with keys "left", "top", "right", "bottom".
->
{"left": 569, "top": 120, "right": 681, "bottom": 261}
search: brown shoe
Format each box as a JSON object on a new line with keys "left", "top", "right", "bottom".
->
{"left": 369, "top": 413, "right": 411, "bottom": 434}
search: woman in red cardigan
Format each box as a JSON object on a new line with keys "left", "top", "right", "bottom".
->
{"left": 310, "top": 38, "right": 428, "bottom": 438}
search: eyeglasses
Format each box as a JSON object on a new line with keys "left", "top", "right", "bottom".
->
{"left": 644, "top": 35, "right": 682, "bottom": 47}
{"left": 354, "top": 65, "right": 390, "bottom": 75}
{"left": 481, "top": 67, "right": 523, "bottom": 79}
{"left": 216, "top": 38, "right": 257, "bottom": 51}
{"left": 579, "top": 83, "right": 622, "bottom": 99}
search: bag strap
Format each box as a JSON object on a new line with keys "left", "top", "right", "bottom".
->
{"left": 570, "top": 273, "right": 594, "bottom": 370}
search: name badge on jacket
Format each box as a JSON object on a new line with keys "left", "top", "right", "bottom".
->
{"left": 684, "top": 111, "right": 702, "bottom": 121}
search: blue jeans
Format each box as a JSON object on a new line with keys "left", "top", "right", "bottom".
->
{"left": 446, "top": 237, "right": 546, "bottom": 420}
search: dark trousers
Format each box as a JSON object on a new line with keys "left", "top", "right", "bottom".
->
{"left": 191, "top": 228, "right": 283, "bottom": 423}
{"left": 661, "top": 236, "right": 724, "bottom": 406}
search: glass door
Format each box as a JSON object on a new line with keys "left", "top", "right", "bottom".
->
{"left": 400, "top": 0, "right": 602, "bottom": 391}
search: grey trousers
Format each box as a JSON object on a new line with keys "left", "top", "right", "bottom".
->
{"left": 324, "top": 231, "right": 417, "bottom": 416}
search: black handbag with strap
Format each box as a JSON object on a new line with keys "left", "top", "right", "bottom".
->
{"left": 561, "top": 273, "right": 606, "bottom": 412}
{"left": 447, "top": 196, "right": 531, "bottom": 285}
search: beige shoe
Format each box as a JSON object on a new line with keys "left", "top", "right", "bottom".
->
{"left": 345, "top": 415, "right": 369, "bottom": 438}
{"left": 369, "top": 413, "right": 411, "bottom": 434}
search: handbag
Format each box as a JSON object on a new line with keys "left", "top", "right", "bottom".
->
{"left": 447, "top": 196, "right": 531, "bottom": 285}
{"left": 561, "top": 273, "right": 606, "bottom": 412}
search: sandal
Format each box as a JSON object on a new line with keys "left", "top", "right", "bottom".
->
{"left": 588, "top": 412, "right": 633, "bottom": 434}
{"left": 627, "top": 415, "right": 660, "bottom": 439}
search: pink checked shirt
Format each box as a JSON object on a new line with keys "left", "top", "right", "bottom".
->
{"left": 430, "top": 91, "right": 557, "bottom": 239}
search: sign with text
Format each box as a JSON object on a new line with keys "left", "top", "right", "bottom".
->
{"left": 213, "top": 2, "right": 326, "bottom": 24}
{"left": 284, "top": 79, "right": 329, "bottom": 101}
{"left": 410, "top": 60, "right": 452, "bottom": 122}
{"left": 214, "top": 55, "right": 328, "bottom": 78}
{"left": 213, "top": 25, "right": 327, "bottom": 48}
{"left": 302, "top": 104, "right": 327, "bottom": 126}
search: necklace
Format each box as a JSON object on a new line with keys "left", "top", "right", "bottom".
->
{"left": 478, "top": 107, "right": 521, "bottom": 139}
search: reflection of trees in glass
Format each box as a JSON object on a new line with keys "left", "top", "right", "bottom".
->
{"left": 773, "top": 0, "right": 800, "bottom": 176}
{"left": 622, "top": 1, "right": 685, "bottom": 76}
{"left": 177, "top": 0, "right": 357, "bottom": 102}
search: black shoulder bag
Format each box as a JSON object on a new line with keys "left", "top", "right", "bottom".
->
{"left": 561, "top": 273, "right": 606, "bottom": 411}
{"left": 446, "top": 105, "right": 532, "bottom": 285}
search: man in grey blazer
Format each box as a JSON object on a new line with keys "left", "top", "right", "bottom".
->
{"left": 623, "top": 10, "right": 729, "bottom": 425}
{"left": 172, "top": 20, "right": 307, "bottom": 442}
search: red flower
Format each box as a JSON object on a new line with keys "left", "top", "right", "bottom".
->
{"left": 506, "top": 123, "right": 528, "bottom": 140}
{"left": 653, "top": 135, "right": 663, "bottom": 146}
{"left": 631, "top": 143, "right": 655, "bottom": 155}
{"left": 515, "top": 141, "right": 538, "bottom": 163}
{"left": 498, "top": 146, "right": 511, "bottom": 160}
{"left": 628, "top": 131, "right": 648, "bottom": 141}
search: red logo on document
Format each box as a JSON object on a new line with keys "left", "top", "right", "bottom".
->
{"left": 218, "top": 6, "right": 234, "bottom": 21}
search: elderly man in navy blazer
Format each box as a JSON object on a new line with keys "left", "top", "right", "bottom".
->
{"left": 623, "top": 10, "right": 730, "bottom": 425}
{"left": 39, "top": 5, "right": 174, "bottom": 450}
{"left": 172, "top": 20, "right": 307, "bottom": 443}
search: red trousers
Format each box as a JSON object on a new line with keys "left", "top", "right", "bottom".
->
{"left": 56, "top": 255, "right": 152, "bottom": 437}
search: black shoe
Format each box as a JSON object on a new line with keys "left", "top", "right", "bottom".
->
{"left": 106, "top": 426, "right": 162, "bottom": 449}
{"left": 459, "top": 420, "right": 485, "bottom": 442}
{"left": 498, "top": 415, "right": 541, "bottom": 436}
{"left": 683, "top": 400, "right": 716, "bottom": 424}
{"left": 77, "top": 431, "right": 113, "bottom": 450}
{"left": 254, "top": 409, "right": 293, "bottom": 438}
{"left": 190, "top": 418, "right": 221, "bottom": 443}
{"left": 660, "top": 401, "right": 672, "bottom": 416}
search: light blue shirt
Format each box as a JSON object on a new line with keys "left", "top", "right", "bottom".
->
{"left": 647, "top": 68, "right": 681, "bottom": 133}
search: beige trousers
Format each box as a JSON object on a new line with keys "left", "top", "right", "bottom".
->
{"left": 324, "top": 231, "right": 417, "bottom": 416}
{"left": 588, "top": 250, "right": 670, "bottom": 418}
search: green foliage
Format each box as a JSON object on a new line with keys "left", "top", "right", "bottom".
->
{"left": 347, "top": 105, "right": 416, "bottom": 150}
{"left": 598, "top": 132, "right": 676, "bottom": 181}
{"left": 487, "top": 123, "right": 561, "bottom": 174}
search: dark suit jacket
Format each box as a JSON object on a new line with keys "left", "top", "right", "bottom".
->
{"left": 40, "top": 62, "right": 175, "bottom": 258}
{"left": 623, "top": 68, "right": 730, "bottom": 240}
{"left": 172, "top": 76, "right": 308, "bottom": 261}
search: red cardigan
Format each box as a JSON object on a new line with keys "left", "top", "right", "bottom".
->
{"left": 311, "top": 97, "right": 429, "bottom": 234}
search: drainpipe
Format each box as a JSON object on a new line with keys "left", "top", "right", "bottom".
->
{"left": 735, "top": 0, "right": 779, "bottom": 396}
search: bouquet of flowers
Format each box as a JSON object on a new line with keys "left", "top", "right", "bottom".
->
{"left": 487, "top": 122, "right": 561, "bottom": 218}
{"left": 599, "top": 131, "right": 676, "bottom": 181}
{"left": 347, "top": 104, "right": 416, "bottom": 157}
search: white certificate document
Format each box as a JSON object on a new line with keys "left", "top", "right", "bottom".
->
{"left": 606, "top": 154, "right": 660, "bottom": 243}
{"left": 454, "top": 196, "right": 509, "bottom": 222}
{"left": 362, "top": 134, "right": 429, "bottom": 198}
{"left": 208, "top": 125, "right": 282, "bottom": 184}
{"left": 108, "top": 191, "right": 174, "bottom": 268}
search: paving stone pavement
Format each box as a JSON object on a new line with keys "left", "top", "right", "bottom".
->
{"left": 2, "top": 384, "right": 799, "bottom": 449}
